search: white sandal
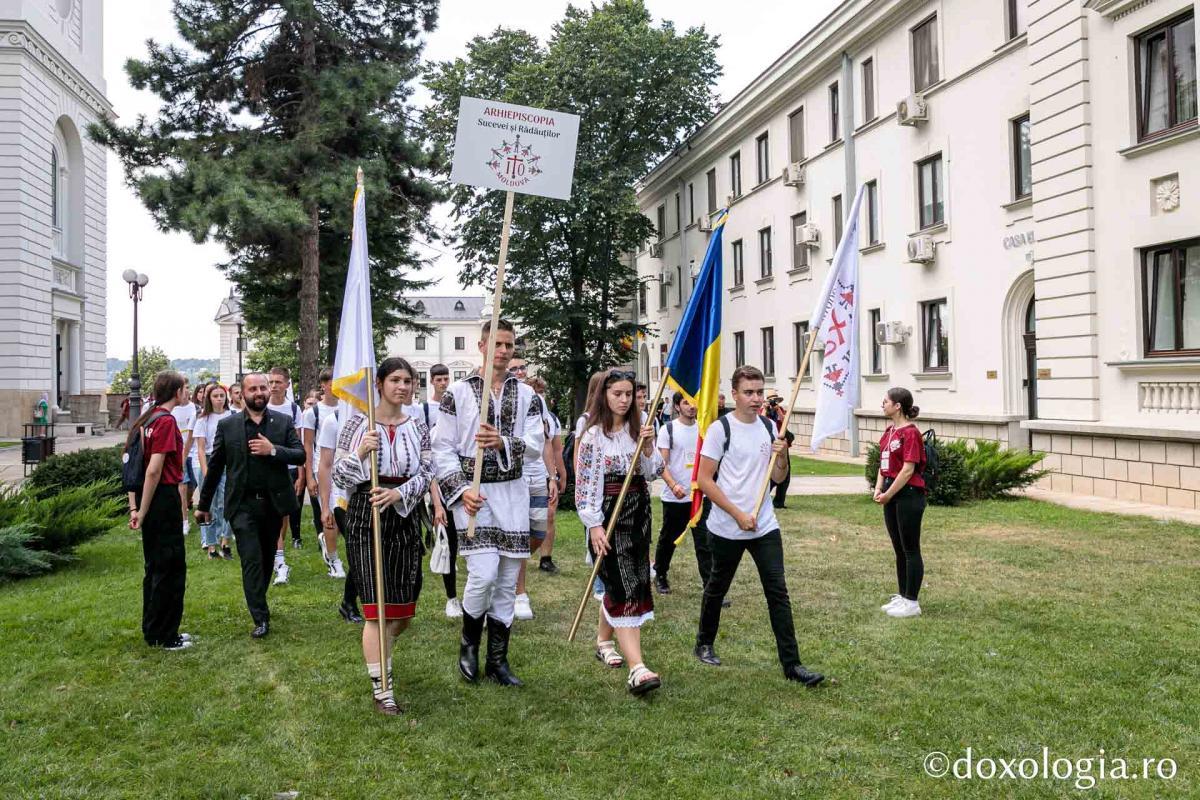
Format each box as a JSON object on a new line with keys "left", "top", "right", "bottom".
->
{"left": 595, "top": 640, "right": 624, "bottom": 668}
{"left": 627, "top": 663, "right": 661, "bottom": 696}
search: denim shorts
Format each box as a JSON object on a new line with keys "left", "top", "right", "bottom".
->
{"left": 182, "top": 457, "right": 197, "bottom": 487}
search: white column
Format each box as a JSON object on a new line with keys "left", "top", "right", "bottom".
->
{"left": 68, "top": 322, "right": 81, "bottom": 395}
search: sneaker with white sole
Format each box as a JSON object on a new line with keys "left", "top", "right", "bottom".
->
{"left": 513, "top": 593, "right": 534, "bottom": 620}
{"left": 318, "top": 534, "right": 329, "bottom": 562}
{"left": 273, "top": 562, "right": 290, "bottom": 585}
{"left": 329, "top": 557, "right": 346, "bottom": 579}
{"left": 886, "top": 598, "right": 921, "bottom": 618}
{"left": 182, "top": 520, "right": 190, "bottom": 536}
{"left": 163, "top": 636, "right": 193, "bottom": 651}
{"left": 444, "top": 597, "right": 463, "bottom": 618}
{"left": 880, "top": 594, "right": 904, "bottom": 612}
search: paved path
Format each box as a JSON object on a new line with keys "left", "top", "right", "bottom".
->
{"left": 0, "top": 431, "right": 125, "bottom": 486}
{"left": 1021, "top": 486, "right": 1200, "bottom": 525}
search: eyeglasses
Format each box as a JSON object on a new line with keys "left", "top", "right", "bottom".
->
{"left": 606, "top": 370, "right": 636, "bottom": 382}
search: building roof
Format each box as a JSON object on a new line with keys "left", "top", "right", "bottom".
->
{"left": 214, "top": 290, "right": 243, "bottom": 324}
{"left": 408, "top": 296, "right": 485, "bottom": 320}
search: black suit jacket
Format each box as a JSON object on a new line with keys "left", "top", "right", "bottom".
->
{"left": 198, "top": 409, "right": 306, "bottom": 520}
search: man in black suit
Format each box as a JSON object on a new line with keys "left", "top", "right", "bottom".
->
{"left": 196, "top": 372, "right": 305, "bottom": 638}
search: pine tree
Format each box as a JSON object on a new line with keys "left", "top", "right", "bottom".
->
{"left": 92, "top": 0, "right": 441, "bottom": 394}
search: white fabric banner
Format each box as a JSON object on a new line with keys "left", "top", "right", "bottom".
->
{"left": 810, "top": 184, "right": 867, "bottom": 452}
{"left": 330, "top": 174, "right": 377, "bottom": 418}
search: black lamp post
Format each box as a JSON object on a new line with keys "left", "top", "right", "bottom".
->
{"left": 123, "top": 269, "right": 149, "bottom": 420}
{"left": 236, "top": 322, "right": 246, "bottom": 382}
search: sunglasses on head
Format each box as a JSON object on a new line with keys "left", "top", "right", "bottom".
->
{"left": 606, "top": 369, "right": 636, "bottom": 382}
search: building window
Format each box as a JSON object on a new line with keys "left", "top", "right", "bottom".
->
{"left": 865, "top": 181, "right": 880, "bottom": 245}
{"left": 912, "top": 15, "right": 940, "bottom": 92}
{"left": 688, "top": 183, "right": 695, "bottom": 223}
{"left": 415, "top": 335, "right": 426, "bottom": 351}
{"left": 729, "top": 152, "right": 742, "bottom": 199}
{"left": 731, "top": 239, "right": 744, "bottom": 287}
{"left": 862, "top": 58, "right": 876, "bottom": 122}
{"left": 674, "top": 192, "right": 681, "bottom": 233}
{"left": 1136, "top": 12, "right": 1197, "bottom": 141}
{"left": 758, "top": 227, "right": 773, "bottom": 279}
{"left": 656, "top": 204, "right": 666, "bottom": 240}
{"left": 50, "top": 147, "right": 60, "bottom": 228}
{"left": 658, "top": 274, "right": 668, "bottom": 310}
{"left": 921, "top": 298, "right": 950, "bottom": 372}
{"left": 794, "top": 321, "right": 810, "bottom": 374}
{"left": 1007, "top": 0, "right": 1027, "bottom": 39}
{"left": 1013, "top": 114, "right": 1031, "bottom": 199}
{"left": 788, "top": 107, "right": 804, "bottom": 162}
{"left": 454, "top": 336, "right": 465, "bottom": 350}
{"left": 453, "top": 300, "right": 465, "bottom": 311}
{"left": 791, "top": 212, "right": 809, "bottom": 272}
{"left": 638, "top": 281, "right": 648, "bottom": 315}
{"left": 453, "top": 370, "right": 467, "bottom": 381}
{"left": 917, "top": 154, "right": 944, "bottom": 229}
{"left": 675, "top": 265, "right": 683, "bottom": 306}
{"left": 868, "top": 308, "right": 883, "bottom": 374}
{"left": 829, "top": 82, "right": 840, "bottom": 142}
{"left": 733, "top": 331, "right": 746, "bottom": 367}
{"left": 761, "top": 327, "right": 775, "bottom": 377}
{"left": 1143, "top": 238, "right": 1200, "bottom": 355}
{"left": 706, "top": 168, "right": 717, "bottom": 213}
{"left": 755, "top": 132, "right": 770, "bottom": 184}
{"left": 419, "top": 371, "right": 428, "bottom": 390}
{"left": 833, "top": 194, "right": 843, "bottom": 247}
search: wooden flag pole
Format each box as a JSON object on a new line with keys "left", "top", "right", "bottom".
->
{"left": 750, "top": 327, "right": 822, "bottom": 518}
{"left": 364, "top": 365, "right": 389, "bottom": 689}
{"left": 466, "top": 190, "right": 516, "bottom": 541}
{"left": 567, "top": 369, "right": 671, "bottom": 642}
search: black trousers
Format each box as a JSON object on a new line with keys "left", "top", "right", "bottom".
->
{"left": 308, "top": 488, "right": 322, "bottom": 538}
{"left": 140, "top": 485, "right": 186, "bottom": 646}
{"left": 697, "top": 529, "right": 801, "bottom": 669}
{"left": 286, "top": 468, "right": 303, "bottom": 542}
{"left": 653, "top": 501, "right": 692, "bottom": 581}
{"left": 230, "top": 498, "right": 284, "bottom": 625}
{"left": 333, "top": 507, "right": 360, "bottom": 610}
{"left": 883, "top": 483, "right": 926, "bottom": 601}
{"left": 442, "top": 509, "right": 459, "bottom": 599}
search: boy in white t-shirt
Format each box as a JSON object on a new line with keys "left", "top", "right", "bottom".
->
{"left": 303, "top": 369, "right": 346, "bottom": 578}
{"left": 693, "top": 365, "right": 825, "bottom": 687}
{"left": 267, "top": 366, "right": 305, "bottom": 583}
{"left": 653, "top": 392, "right": 713, "bottom": 595}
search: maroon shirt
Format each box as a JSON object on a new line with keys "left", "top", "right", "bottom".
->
{"left": 145, "top": 413, "right": 184, "bottom": 486}
{"left": 879, "top": 424, "right": 925, "bottom": 491}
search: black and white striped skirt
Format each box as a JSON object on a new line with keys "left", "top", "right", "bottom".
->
{"left": 345, "top": 492, "right": 424, "bottom": 621}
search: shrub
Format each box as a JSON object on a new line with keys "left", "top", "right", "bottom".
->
{"left": 26, "top": 446, "right": 124, "bottom": 499}
{"left": 0, "top": 523, "right": 62, "bottom": 582}
{"left": 957, "top": 439, "right": 1050, "bottom": 500}
{"left": 19, "top": 482, "right": 125, "bottom": 555}
{"left": 863, "top": 435, "right": 968, "bottom": 506}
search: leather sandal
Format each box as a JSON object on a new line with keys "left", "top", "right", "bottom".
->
{"left": 627, "top": 664, "right": 661, "bottom": 697}
{"left": 595, "top": 640, "right": 624, "bottom": 668}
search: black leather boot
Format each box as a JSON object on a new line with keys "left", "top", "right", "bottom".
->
{"left": 458, "top": 612, "right": 485, "bottom": 683}
{"left": 484, "top": 618, "right": 522, "bottom": 687}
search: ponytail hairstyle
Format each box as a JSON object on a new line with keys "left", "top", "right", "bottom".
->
{"left": 886, "top": 387, "right": 920, "bottom": 420}
{"left": 125, "top": 370, "right": 187, "bottom": 450}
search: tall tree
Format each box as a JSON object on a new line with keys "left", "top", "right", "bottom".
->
{"left": 92, "top": 0, "right": 441, "bottom": 395}
{"left": 424, "top": 0, "right": 720, "bottom": 414}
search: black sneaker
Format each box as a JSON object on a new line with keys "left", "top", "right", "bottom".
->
{"left": 163, "top": 636, "right": 193, "bottom": 651}
{"left": 207, "top": 550, "right": 219, "bottom": 560}
{"left": 538, "top": 557, "right": 559, "bottom": 574}
{"left": 221, "top": 545, "right": 233, "bottom": 560}
{"left": 654, "top": 575, "right": 671, "bottom": 595}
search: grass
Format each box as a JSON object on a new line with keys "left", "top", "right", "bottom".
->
{"left": 1, "top": 497, "right": 1198, "bottom": 798}
{"left": 789, "top": 454, "right": 864, "bottom": 477}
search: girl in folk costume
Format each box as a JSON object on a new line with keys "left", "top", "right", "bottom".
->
{"left": 575, "top": 369, "right": 664, "bottom": 696}
{"left": 332, "top": 357, "right": 438, "bottom": 716}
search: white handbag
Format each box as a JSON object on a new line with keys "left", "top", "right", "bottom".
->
{"left": 429, "top": 523, "right": 451, "bottom": 575}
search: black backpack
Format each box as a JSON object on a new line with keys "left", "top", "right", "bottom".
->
{"left": 922, "top": 428, "right": 939, "bottom": 492}
{"left": 121, "top": 410, "right": 169, "bottom": 493}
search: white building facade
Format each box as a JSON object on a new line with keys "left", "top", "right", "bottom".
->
{"left": 0, "top": 0, "right": 108, "bottom": 435}
{"left": 214, "top": 290, "right": 245, "bottom": 386}
{"left": 384, "top": 296, "right": 486, "bottom": 401}
{"left": 635, "top": 0, "right": 1199, "bottom": 507}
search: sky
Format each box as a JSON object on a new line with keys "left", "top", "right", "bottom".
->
{"left": 103, "top": 0, "right": 842, "bottom": 359}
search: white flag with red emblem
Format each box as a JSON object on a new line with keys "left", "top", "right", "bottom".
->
{"left": 810, "top": 184, "right": 867, "bottom": 452}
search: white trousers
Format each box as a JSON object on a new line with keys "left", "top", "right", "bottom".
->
{"left": 462, "top": 552, "right": 523, "bottom": 626}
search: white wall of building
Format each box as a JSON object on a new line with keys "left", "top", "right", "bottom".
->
{"left": 384, "top": 297, "right": 486, "bottom": 402}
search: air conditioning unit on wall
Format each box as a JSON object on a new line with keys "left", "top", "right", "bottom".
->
{"left": 874, "top": 321, "right": 912, "bottom": 346}
{"left": 649, "top": 241, "right": 664, "bottom": 259}
{"left": 796, "top": 223, "right": 821, "bottom": 247}
{"left": 697, "top": 217, "right": 713, "bottom": 232}
{"left": 907, "top": 235, "right": 935, "bottom": 264}
{"left": 897, "top": 93, "right": 929, "bottom": 126}
{"left": 660, "top": 269, "right": 674, "bottom": 287}
{"left": 782, "top": 162, "right": 806, "bottom": 187}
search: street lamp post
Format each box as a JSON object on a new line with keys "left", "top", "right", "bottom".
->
{"left": 236, "top": 322, "right": 245, "bottom": 382}
{"left": 122, "top": 269, "right": 149, "bottom": 420}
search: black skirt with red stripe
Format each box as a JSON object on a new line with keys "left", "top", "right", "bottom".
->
{"left": 587, "top": 475, "right": 654, "bottom": 628}
{"left": 345, "top": 491, "right": 424, "bottom": 621}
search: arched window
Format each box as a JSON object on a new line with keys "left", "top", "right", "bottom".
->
{"left": 454, "top": 300, "right": 465, "bottom": 311}
{"left": 50, "top": 145, "right": 64, "bottom": 258}
{"left": 414, "top": 300, "right": 425, "bottom": 315}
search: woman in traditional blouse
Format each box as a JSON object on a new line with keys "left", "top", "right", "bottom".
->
{"left": 575, "top": 369, "right": 664, "bottom": 696}
{"left": 332, "top": 357, "right": 438, "bottom": 716}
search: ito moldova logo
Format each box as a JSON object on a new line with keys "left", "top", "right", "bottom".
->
{"left": 486, "top": 135, "right": 543, "bottom": 189}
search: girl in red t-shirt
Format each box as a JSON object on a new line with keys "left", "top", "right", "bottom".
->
{"left": 873, "top": 387, "right": 926, "bottom": 618}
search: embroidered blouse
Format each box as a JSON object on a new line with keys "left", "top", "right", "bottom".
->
{"left": 332, "top": 412, "right": 433, "bottom": 518}
{"left": 574, "top": 424, "right": 664, "bottom": 529}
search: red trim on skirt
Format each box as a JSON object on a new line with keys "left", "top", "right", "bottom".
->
{"left": 362, "top": 602, "right": 417, "bottom": 621}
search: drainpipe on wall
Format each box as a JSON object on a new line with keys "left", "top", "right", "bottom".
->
{"left": 841, "top": 50, "right": 860, "bottom": 457}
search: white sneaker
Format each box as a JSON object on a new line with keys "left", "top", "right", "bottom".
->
{"left": 649, "top": 563, "right": 657, "bottom": 579}
{"left": 182, "top": 520, "right": 190, "bottom": 536}
{"left": 273, "top": 562, "right": 290, "bottom": 585}
{"left": 881, "top": 594, "right": 904, "bottom": 612}
{"left": 444, "top": 597, "right": 463, "bottom": 618}
{"left": 318, "top": 534, "right": 329, "bottom": 562}
{"left": 887, "top": 598, "right": 921, "bottom": 618}
{"left": 514, "top": 593, "right": 534, "bottom": 620}
{"left": 329, "top": 557, "right": 346, "bottom": 579}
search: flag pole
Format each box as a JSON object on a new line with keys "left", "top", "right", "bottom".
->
{"left": 466, "top": 190, "right": 516, "bottom": 541}
{"left": 567, "top": 368, "right": 671, "bottom": 642}
{"left": 750, "top": 327, "right": 821, "bottom": 518}
{"left": 363, "top": 365, "right": 389, "bottom": 691}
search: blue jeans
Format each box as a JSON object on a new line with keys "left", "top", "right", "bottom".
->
{"left": 200, "top": 474, "right": 231, "bottom": 548}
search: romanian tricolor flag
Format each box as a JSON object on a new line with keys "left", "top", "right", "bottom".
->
{"left": 664, "top": 210, "right": 728, "bottom": 538}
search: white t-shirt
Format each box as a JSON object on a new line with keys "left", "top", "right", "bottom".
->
{"left": 268, "top": 399, "right": 303, "bottom": 427}
{"left": 525, "top": 394, "right": 559, "bottom": 484}
{"left": 317, "top": 407, "right": 346, "bottom": 511}
{"left": 192, "top": 409, "right": 232, "bottom": 457}
{"left": 699, "top": 415, "right": 779, "bottom": 540}
{"left": 656, "top": 419, "right": 699, "bottom": 503}
{"left": 404, "top": 400, "right": 441, "bottom": 432}
{"left": 171, "top": 402, "right": 198, "bottom": 461}
{"left": 301, "top": 403, "right": 337, "bottom": 476}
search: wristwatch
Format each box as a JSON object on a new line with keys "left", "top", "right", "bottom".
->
{"left": 269, "top": 446, "right": 277, "bottom": 458}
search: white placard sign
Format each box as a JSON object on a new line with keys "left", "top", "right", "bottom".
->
{"left": 449, "top": 97, "right": 580, "bottom": 201}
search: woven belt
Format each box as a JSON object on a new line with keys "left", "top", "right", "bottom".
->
{"left": 356, "top": 476, "right": 411, "bottom": 493}
{"left": 603, "top": 476, "right": 647, "bottom": 496}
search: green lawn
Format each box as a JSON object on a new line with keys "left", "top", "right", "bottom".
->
{"left": 789, "top": 454, "right": 864, "bottom": 477}
{"left": 2, "top": 497, "right": 1198, "bottom": 798}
